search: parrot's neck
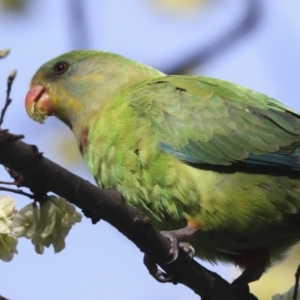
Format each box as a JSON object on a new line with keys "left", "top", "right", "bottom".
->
{"left": 64, "top": 58, "right": 165, "bottom": 148}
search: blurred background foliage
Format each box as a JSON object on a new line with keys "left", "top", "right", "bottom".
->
{"left": 0, "top": 0, "right": 26, "bottom": 12}
{"left": 0, "top": 0, "right": 299, "bottom": 299}
{"left": 148, "top": 0, "right": 209, "bottom": 16}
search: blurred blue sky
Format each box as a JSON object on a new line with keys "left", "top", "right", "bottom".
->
{"left": 0, "top": 0, "right": 300, "bottom": 299}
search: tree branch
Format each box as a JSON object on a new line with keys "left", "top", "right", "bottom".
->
{"left": 0, "top": 130, "right": 257, "bottom": 300}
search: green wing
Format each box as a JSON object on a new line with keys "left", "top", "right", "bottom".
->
{"left": 130, "top": 76, "right": 300, "bottom": 170}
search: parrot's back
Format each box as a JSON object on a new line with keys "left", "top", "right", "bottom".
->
{"left": 83, "top": 75, "right": 300, "bottom": 268}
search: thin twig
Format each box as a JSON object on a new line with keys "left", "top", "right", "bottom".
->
{"left": 0, "top": 181, "right": 16, "bottom": 185}
{"left": 293, "top": 265, "right": 300, "bottom": 300}
{"left": 0, "top": 186, "right": 34, "bottom": 199}
{"left": 0, "top": 69, "right": 17, "bottom": 128}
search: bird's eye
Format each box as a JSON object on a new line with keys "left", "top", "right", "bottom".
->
{"left": 53, "top": 61, "right": 69, "bottom": 75}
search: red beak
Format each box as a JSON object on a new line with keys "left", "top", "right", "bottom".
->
{"left": 25, "top": 85, "right": 54, "bottom": 119}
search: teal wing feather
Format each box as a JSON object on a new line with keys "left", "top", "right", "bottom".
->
{"left": 129, "top": 76, "right": 300, "bottom": 170}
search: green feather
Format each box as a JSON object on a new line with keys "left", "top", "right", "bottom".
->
{"left": 27, "top": 50, "right": 300, "bottom": 268}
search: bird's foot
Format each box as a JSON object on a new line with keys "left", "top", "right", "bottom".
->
{"left": 143, "top": 254, "right": 175, "bottom": 283}
{"left": 161, "top": 225, "right": 198, "bottom": 264}
{"left": 179, "top": 242, "right": 196, "bottom": 260}
{"left": 160, "top": 231, "right": 196, "bottom": 264}
{"left": 143, "top": 226, "right": 198, "bottom": 283}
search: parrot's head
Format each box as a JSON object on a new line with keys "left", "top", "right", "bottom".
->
{"left": 25, "top": 50, "right": 162, "bottom": 129}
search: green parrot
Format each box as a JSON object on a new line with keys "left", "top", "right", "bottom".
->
{"left": 25, "top": 50, "right": 300, "bottom": 286}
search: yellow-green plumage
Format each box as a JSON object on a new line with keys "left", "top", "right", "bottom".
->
{"left": 26, "top": 50, "right": 300, "bottom": 270}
